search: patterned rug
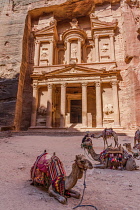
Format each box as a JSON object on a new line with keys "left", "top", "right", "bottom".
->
{"left": 31, "top": 152, "right": 66, "bottom": 195}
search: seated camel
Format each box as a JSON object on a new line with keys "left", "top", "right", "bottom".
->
{"left": 30, "top": 151, "right": 93, "bottom": 204}
{"left": 81, "top": 138, "right": 138, "bottom": 171}
{"left": 123, "top": 143, "right": 140, "bottom": 159}
{"left": 91, "top": 128, "right": 119, "bottom": 149}
{"left": 133, "top": 143, "right": 140, "bottom": 150}
{"left": 134, "top": 129, "right": 140, "bottom": 146}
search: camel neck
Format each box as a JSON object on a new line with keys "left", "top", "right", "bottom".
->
{"left": 65, "top": 162, "right": 83, "bottom": 190}
{"left": 88, "top": 147, "right": 97, "bottom": 156}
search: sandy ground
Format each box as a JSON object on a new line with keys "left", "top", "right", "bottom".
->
{"left": 0, "top": 133, "right": 140, "bottom": 210}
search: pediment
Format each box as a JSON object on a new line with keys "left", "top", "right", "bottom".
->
{"left": 90, "top": 14, "right": 117, "bottom": 30}
{"left": 34, "top": 24, "right": 57, "bottom": 36}
{"left": 46, "top": 65, "right": 106, "bottom": 77}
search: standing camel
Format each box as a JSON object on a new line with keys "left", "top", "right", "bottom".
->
{"left": 31, "top": 152, "right": 93, "bottom": 204}
{"left": 92, "top": 128, "right": 119, "bottom": 149}
{"left": 134, "top": 129, "right": 140, "bottom": 146}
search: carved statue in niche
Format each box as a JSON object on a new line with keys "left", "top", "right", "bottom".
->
{"left": 70, "top": 18, "right": 79, "bottom": 29}
{"left": 104, "top": 104, "right": 114, "bottom": 116}
{"left": 87, "top": 47, "right": 93, "bottom": 63}
{"left": 71, "top": 41, "right": 78, "bottom": 60}
{"left": 72, "top": 46, "right": 77, "bottom": 58}
{"left": 58, "top": 50, "right": 65, "bottom": 64}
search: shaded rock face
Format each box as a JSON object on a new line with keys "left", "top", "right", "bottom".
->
{"left": 0, "top": 0, "right": 140, "bottom": 130}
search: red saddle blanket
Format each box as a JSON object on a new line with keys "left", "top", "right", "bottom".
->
{"left": 31, "top": 152, "right": 66, "bottom": 195}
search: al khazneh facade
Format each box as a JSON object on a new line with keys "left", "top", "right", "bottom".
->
{"left": 30, "top": 14, "right": 121, "bottom": 129}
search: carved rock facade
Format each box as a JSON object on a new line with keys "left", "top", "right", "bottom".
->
{"left": 0, "top": 0, "right": 140, "bottom": 131}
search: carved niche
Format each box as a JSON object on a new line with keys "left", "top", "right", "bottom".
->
{"left": 71, "top": 42, "right": 77, "bottom": 58}
{"left": 39, "top": 43, "right": 50, "bottom": 66}
{"left": 86, "top": 46, "right": 93, "bottom": 63}
{"left": 99, "top": 37, "right": 110, "bottom": 61}
{"left": 58, "top": 49, "right": 65, "bottom": 64}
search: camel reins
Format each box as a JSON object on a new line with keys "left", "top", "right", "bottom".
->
{"left": 73, "top": 170, "right": 98, "bottom": 210}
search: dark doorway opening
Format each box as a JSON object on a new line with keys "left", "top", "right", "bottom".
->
{"left": 70, "top": 100, "right": 82, "bottom": 123}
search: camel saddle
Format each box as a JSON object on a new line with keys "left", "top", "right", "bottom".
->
{"left": 31, "top": 152, "right": 66, "bottom": 195}
{"left": 106, "top": 146, "right": 123, "bottom": 154}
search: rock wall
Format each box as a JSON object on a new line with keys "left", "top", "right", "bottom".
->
{"left": 0, "top": 0, "right": 140, "bottom": 130}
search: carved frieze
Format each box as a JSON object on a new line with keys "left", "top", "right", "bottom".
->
{"left": 104, "top": 104, "right": 114, "bottom": 115}
{"left": 70, "top": 18, "right": 79, "bottom": 29}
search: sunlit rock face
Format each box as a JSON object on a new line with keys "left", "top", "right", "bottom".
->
{"left": 0, "top": 0, "right": 139, "bottom": 130}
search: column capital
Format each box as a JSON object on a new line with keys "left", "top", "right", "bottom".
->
{"left": 33, "top": 84, "right": 37, "bottom": 90}
{"left": 78, "top": 38, "right": 83, "bottom": 42}
{"left": 94, "top": 34, "right": 99, "bottom": 39}
{"left": 35, "top": 40, "right": 40, "bottom": 44}
{"left": 61, "top": 83, "right": 67, "bottom": 88}
{"left": 111, "top": 81, "right": 118, "bottom": 86}
{"left": 49, "top": 39, "right": 54, "bottom": 43}
{"left": 109, "top": 34, "right": 114, "bottom": 38}
{"left": 33, "top": 81, "right": 38, "bottom": 90}
{"left": 48, "top": 83, "right": 53, "bottom": 89}
{"left": 82, "top": 82, "right": 88, "bottom": 87}
{"left": 95, "top": 81, "right": 101, "bottom": 87}
{"left": 65, "top": 39, "right": 70, "bottom": 44}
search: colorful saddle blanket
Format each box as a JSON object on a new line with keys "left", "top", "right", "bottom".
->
{"left": 31, "top": 152, "right": 66, "bottom": 195}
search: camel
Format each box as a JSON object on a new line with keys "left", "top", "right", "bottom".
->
{"left": 134, "top": 129, "right": 140, "bottom": 146}
{"left": 92, "top": 128, "right": 119, "bottom": 149}
{"left": 123, "top": 143, "right": 140, "bottom": 159}
{"left": 81, "top": 139, "right": 138, "bottom": 171}
{"left": 31, "top": 152, "right": 93, "bottom": 204}
{"left": 133, "top": 143, "right": 140, "bottom": 150}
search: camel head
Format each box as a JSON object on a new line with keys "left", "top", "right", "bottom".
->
{"left": 81, "top": 133, "right": 93, "bottom": 150}
{"left": 75, "top": 154, "right": 93, "bottom": 170}
{"left": 81, "top": 139, "right": 93, "bottom": 149}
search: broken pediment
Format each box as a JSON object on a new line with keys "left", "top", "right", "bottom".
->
{"left": 32, "top": 20, "right": 58, "bottom": 40}
{"left": 90, "top": 14, "right": 118, "bottom": 31}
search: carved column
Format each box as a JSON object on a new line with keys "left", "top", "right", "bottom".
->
{"left": 49, "top": 41, "right": 53, "bottom": 65}
{"left": 31, "top": 83, "right": 38, "bottom": 127}
{"left": 34, "top": 40, "right": 40, "bottom": 66}
{"left": 46, "top": 84, "right": 52, "bottom": 128}
{"left": 82, "top": 83, "right": 87, "bottom": 127}
{"left": 95, "top": 82, "right": 102, "bottom": 127}
{"left": 110, "top": 34, "right": 115, "bottom": 61}
{"left": 66, "top": 41, "right": 70, "bottom": 64}
{"left": 60, "top": 83, "right": 66, "bottom": 128}
{"left": 78, "top": 39, "right": 81, "bottom": 63}
{"left": 111, "top": 81, "right": 120, "bottom": 126}
{"left": 94, "top": 35, "right": 99, "bottom": 62}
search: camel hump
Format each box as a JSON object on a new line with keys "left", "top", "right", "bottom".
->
{"left": 103, "top": 128, "right": 115, "bottom": 137}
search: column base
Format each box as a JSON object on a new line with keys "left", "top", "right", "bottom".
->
{"left": 114, "top": 124, "right": 121, "bottom": 128}
{"left": 96, "top": 126, "right": 103, "bottom": 129}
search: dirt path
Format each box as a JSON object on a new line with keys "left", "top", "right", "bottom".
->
{"left": 0, "top": 134, "right": 140, "bottom": 210}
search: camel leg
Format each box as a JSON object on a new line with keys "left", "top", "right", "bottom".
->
{"left": 103, "top": 137, "right": 108, "bottom": 149}
{"left": 68, "top": 189, "right": 80, "bottom": 199}
{"left": 134, "top": 137, "right": 136, "bottom": 146}
{"left": 103, "top": 137, "right": 105, "bottom": 149}
{"left": 48, "top": 185, "right": 67, "bottom": 204}
{"left": 94, "top": 164, "right": 106, "bottom": 169}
